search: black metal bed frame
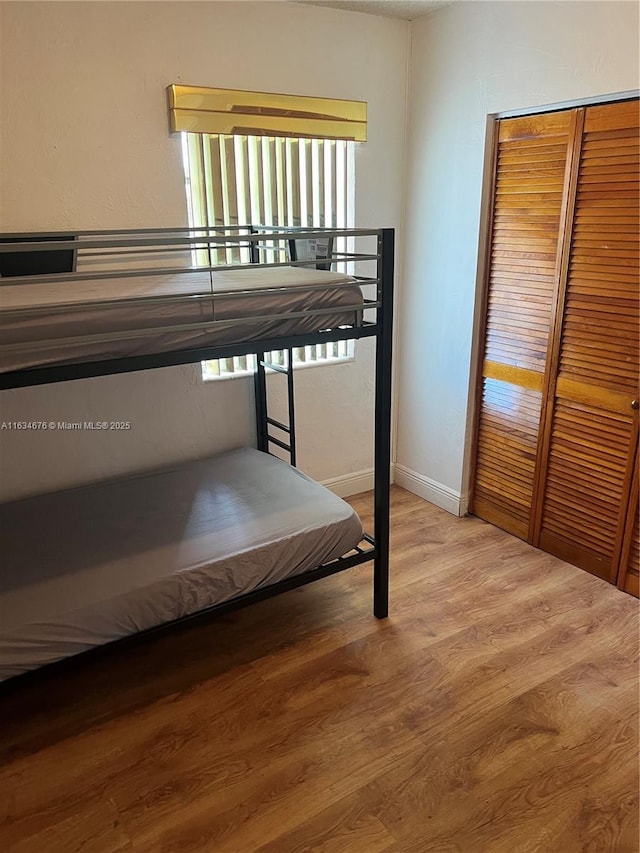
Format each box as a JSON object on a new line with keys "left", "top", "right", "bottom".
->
{"left": 0, "top": 225, "right": 394, "bottom": 689}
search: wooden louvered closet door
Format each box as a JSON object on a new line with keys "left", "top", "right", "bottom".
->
{"left": 471, "top": 111, "right": 578, "bottom": 539}
{"left": 472, "top": 98, "right": 639, "bottom": 596}
{"left": 534, "top": 100, "right": 639, "bottom": 583}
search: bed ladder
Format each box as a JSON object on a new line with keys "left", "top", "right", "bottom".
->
{"left": 253, "top": 349, "right": 297, "bottom": 467}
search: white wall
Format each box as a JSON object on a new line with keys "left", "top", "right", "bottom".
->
{"left": 0, "top": 1, "right": 408, "bottom": 501}
{"left": 396, "top": 0, "right": 640, "bottom": 514}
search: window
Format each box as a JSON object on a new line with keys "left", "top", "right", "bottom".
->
{"left": 201, "top": 341, "right": 355, "bottom": 380}
{"left": 180, "top": 132, "right": 356, "bottom": 379}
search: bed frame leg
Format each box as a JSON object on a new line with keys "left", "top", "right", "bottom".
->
{"left": 373, "top": 228, "right": 394, "bottom": 619}
{"left": 254, "top": 351, "right": 268, "bottom": 453}
{"left": 374, "top": 555, "right": 389, "bottom": 619}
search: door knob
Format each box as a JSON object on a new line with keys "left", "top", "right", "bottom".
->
{"left": 632, "top": 400, "right": 639, "bottom": 410}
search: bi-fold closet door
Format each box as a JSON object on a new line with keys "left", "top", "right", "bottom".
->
{"left": 471, "top": 98, "right": 639, "bottom": 594}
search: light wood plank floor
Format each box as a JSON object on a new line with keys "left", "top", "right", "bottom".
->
{"left": 0, "top": 487, "right": 638, "bottom": 852}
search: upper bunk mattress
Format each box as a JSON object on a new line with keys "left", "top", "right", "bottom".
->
{"left": 0, "top": 447, "right": 363, "bottom": 681}
{"left": 0, "top": 265, "right": 363, "bottom": 373}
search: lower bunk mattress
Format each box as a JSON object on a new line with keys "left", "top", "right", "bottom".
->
{"left": 0, "top": 447, "right": 363, "bottom": 681}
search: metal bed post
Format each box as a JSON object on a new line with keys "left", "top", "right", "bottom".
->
{"left": 250, "top": 225, "right": 269, "bottom": 455}
{"left": 254, "top": 352, "right": 268, "bottom": 453}
{"left": 373, "top": 228, "right": 395, "bottom": 619}
{"left": 248, "top": 225, "right": 259, "bottom": 264}
{"left": 286, "top": 347, "right": 297, "bottom": 468}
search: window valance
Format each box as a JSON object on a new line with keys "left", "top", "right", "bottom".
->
{"left": 168, "top": 85, "right": 367, "bottom": 142}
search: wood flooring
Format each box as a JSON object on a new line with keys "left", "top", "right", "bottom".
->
{"left": 0, "top": 486, "right": 638, "bottom": 852}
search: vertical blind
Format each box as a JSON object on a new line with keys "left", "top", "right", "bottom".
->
{"left": 182, "top": 132, "right": 355, "bottom": 378}
{"left": 183, "top": 133, "right": 351, "bottom": 256}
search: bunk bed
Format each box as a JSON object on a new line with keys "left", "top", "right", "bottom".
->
{"left": 0, "top": 225, "right": 394, "bottom": 685}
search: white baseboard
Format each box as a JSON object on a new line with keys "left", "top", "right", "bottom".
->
{"left": 322, "top": 468, "right": 376, "bottom": 498}
{"left": 323, "top": 465, "right": 463, "bottom": 517}
{"left": 393, "top": 464, "right": 462, "bottom": 516}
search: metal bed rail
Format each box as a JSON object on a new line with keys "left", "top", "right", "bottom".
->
{"left": 0, "top": 256, "right": 381, "bottom": 288}
{"left": 0, "top": 226, "right": 381, "bottom": 256}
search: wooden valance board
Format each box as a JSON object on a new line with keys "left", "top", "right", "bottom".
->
{"left": 471, "top": 97, "right": 639, "bottom": 594}
{"left": 168, "top": 85, "right": 367, "bottom": 142}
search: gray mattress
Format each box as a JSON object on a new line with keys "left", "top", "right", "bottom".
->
{"left": 0, "top": 448, "right": 363, "bottom": 681}
{"left": 0, "top": 266, "right": 363, "bottom": 373}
